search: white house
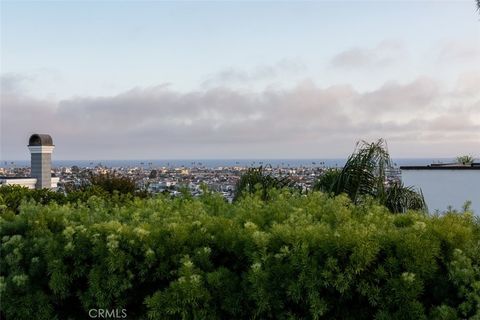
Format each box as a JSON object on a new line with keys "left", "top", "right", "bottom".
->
{"left": 401, "top": 164, "right": 480, "bottom": 215}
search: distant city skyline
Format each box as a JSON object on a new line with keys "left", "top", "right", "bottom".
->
{"left": 1, "top": 1, "right": 479, "bottom": 160}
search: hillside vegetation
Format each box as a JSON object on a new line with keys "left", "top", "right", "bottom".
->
{"left": 1, "top": 187, "right": 479, "bottom": 319}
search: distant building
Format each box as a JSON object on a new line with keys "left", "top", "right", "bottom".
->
{"left": 0, "top": 134, "right": 59, "bottom": 189}
{"left": 401, "top": 163, "right": 480, "bottom": 215}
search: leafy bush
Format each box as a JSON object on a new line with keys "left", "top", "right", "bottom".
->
{"left": 313, "top": 168, "right": 341, "bottom": 193}
{"left": 66, "top": 172, "right": 148, "bottom": 198}
{"left": 234, "top": 166, "right": 296, "bottom": 201}
{"left": 0, "top": 185, "right": 67, "bottom": 214}
{"left": 384, "top": 182, "right": 427, "bottom": 213}
{"left": 1, "top": 190, "right": 479, "bottom": 319}
{"left": 88, "top": 172, "right": 138, "bottom": 194}
{"left": 0, "top": 183, "right": 143, "bottom": 216}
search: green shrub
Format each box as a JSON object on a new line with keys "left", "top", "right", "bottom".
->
{"left": 0, "top": 178, "right": 147, "bottom": 216}
{"left": 87, "top": 172, "right": 137, "bottom": 194}
{"left": 1, "top": 190, "right": 479, "bottom": 319}
{"left": 0, "top": 185, "right": 67, "bottom": 214}
{"left": 66, "top": 172, "right": 149, "bottom": 198}
{"left": 234, "top": 166, "right": 296, "bottom": 201}
{"left": 313, "top": 168, "right": 341, "bottom": 193}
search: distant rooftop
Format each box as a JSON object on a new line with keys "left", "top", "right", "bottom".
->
{"left": 401, "top": 163, "right": 480, "bottom": 170}
{"left": 0, "top": 176, "right": 33, "bottom": 180}
{"left": 0, "top": 174, "right": 57, "bottom": 179}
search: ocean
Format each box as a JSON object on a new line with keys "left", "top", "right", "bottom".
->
{"left": 1, "top": 158, "right": 454, "bottom": 169}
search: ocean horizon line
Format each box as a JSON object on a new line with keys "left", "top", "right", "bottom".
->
{"left": 1, "top": 157, "right": 457, "bottom": 161}
{"left": 1, "top": 157, "right": 458, "bottom": 169}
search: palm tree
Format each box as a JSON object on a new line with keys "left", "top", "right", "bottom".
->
{"left": 456, "top": 155, "right": 474, "bottom": 165}
{"left": 313, "top": 168, "right": 341, "bottom": 193}
{"left": 332, "top": 139, "right": 392, "bottom": 204}
{"left": 383, "top": 182, "right": 427, "bottom": 213}
{"left": 316, "top": 139, "right": 427, "bottom": 213}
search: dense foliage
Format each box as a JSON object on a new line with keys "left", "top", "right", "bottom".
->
{"left": 86, "top": 173, "right": 138, "bottom": 195}
{"left": 313, "top": 168, "right": 341, "bottom": 193}
{"left": 64, "top": 172, "right": 148, "bottom": 198}
{"left": 0, "top": 172, "right": 148, "bottom": 216}
{"left": 0, "top": 184, "right": 138, "bottom": 216}
{"left": 1, "top": 187, "right": 479, "bottom": 319}
{"left": 0, "top": 185, "right": 67, "bottom": 214}
{"left": 234, "top": 166, "right": 296, "bottom": 201}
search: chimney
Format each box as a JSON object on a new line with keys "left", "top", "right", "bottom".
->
{"left": 28, "top": 134, "right": 54, "bottom": 189}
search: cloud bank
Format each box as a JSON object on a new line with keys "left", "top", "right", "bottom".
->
{"left": 2, "top": 72, "right": 479, "bottom": 159}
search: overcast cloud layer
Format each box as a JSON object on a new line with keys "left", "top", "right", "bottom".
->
{"left": 2, "top": 67, "right": 479, "bottom": 160}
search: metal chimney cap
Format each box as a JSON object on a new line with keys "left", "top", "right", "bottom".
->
{"left": 28, "top": 134, "right": 53, "bottom": 146}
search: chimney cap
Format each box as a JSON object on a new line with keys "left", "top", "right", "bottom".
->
{"left": 28, "top": 134, "right": 53, "bottom": 146}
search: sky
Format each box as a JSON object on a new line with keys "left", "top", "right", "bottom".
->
{"left": 1, "top": 0, "right": 479, "bottom": 160}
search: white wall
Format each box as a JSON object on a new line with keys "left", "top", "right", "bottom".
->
{"left": 0, "top": 178, "right": 59, "bottom": 190}
{"left": 401, "top": 170, "right": 480, "bottom": 215}
{"left": 0, "top": 178, "right": 37, "bottom": 189}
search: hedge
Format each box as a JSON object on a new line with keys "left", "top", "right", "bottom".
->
{"left": 1, "top": 189, "right": 479, "bottom": 319}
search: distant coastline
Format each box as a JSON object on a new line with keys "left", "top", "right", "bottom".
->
{"left": 1, "top": 158, "right": 455, "bottom": 169}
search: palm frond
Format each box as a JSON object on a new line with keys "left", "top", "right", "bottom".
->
{"left": 316, "top": 138, "right": 427, "bottom": 213}
{"left": 385, "top": 183, "right": 428, "bottom": 213}
{"left": 333, "top": 139, "right": 391, "bottom": 203}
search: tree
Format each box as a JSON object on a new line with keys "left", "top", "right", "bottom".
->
{"left": 313, "top": 168, "right": 341, "bottom": 193}
{"left": 87, "top": 172, "right": 137, "bottom": 194}
{"left": 332, "top": 139, "right": 392, "bottom": 204}
{"left": 384, "top": 182, "right": 427, "bottom": 213}
{"left": 456, "top": 155, "right": 474, "bottom": 165}
{"left": 316, "top": 139, "right": 427, "bottom": 213}
{"left": 234, "top": 166, "right": 295, "bottom": 201}
{"left": 148, "top": 169, "right": 158, "bottom": 179}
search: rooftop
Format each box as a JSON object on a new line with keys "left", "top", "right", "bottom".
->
{"left": 0, "top": 176, "right": 34, "bottom": 180}
{"left": 28, "top": 133, "right": 54, "bottom": 146}
{"left": 400, "top": 163, "right": 480, "bottom": 170}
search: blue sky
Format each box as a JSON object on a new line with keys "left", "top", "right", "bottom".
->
{"left": 1, "top": 1, "right": 479, "bottom": 159}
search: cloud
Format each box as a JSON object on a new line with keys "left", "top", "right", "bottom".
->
{"left": 356, "top": 76, "right": 440, "bottom": 116}
{"left": 330, "top": 40, "right": 406, "bottom": 69}
{"left": 0, "top": 73, "right": 35, "bottom": 94}
{"left": 1, "top": 74, "right": 479, "bottom": 159}
{"left": 202, "top": 59, "right": 306, "bottom": 87}
{"left": 436, "top": 40, "right": 480, "bottom": 64}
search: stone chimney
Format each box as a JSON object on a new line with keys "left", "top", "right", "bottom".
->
{"left": 28, "top": 134, "right": 54, "bottom": 189}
